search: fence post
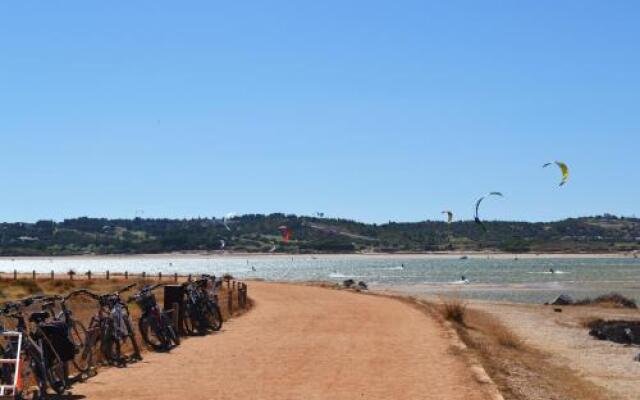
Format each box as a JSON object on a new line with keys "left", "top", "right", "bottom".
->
{"left": 188, "top": 274, "right": 192, "bottom": 282}
{"left": 227, "top": 288, "right": 233, "bottom": 316}
{"left": 244, "top": 283, "right": 248, "bottom": 307}
{"left": 106, "top": 270, "right": 110, "bottom": 280}
{"left": 158, "top": 272, "right": 162, "bottom": 281}
{"left": 174, "top": 272, "right": 178, "bottom": 283}
{"left": 50, "top": 270, "right": 54, "bottom": 280}
{"left": 13, "top": 270, "right": 16, "bottom": 281}
{"left": 87, "top": 270, "right": 91, "bottom": 280}
{"left": 32, "top": 270, "right": 36, "bottom": 280}
{"left": 142, "top": 271, "right": 146, "bottom": 280}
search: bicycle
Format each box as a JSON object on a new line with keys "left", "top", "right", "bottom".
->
{"left": 199, "top": 275, "right": 223, "bottom": 332}
{"left": 128, "top": 284, "right": 179, "bottom": 351}
{"left": 39, "top": 292, "right": 92, "bottom": 377}
{"left": 181, "top": 277, "right": 223, "bottom": 335}
{"left": 83, "top": 284, "right": 142, "bottom": 367}
{"left": 0, "top": 296, "right": 68, "bottom": 399}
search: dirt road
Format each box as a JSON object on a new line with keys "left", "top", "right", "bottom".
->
{"left": 75, "top": 283, "right": 492, "bottom": 399}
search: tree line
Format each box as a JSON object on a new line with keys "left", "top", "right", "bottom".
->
{"left": 0, "top": 214, "right": 638, "bottom": 256}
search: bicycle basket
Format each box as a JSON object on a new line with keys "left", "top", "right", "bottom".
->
{"left": 40, "top": 321, "right": 75, "bottom": 362}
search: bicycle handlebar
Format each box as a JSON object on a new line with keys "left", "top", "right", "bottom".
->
{"left": 117, "top": 283, "right": 137, "bottom": 294}
{"left": 63, "top": 289, "right": 100, "bottom": 301}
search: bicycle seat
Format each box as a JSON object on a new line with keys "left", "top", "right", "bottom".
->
{"left": 29, "top": 311, "right": 50, "bottom": 323}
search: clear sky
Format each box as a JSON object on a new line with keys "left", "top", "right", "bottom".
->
{"left": 1, "top": 1, "right": 638, "bottom": 223}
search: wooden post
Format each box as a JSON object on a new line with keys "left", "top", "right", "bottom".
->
{"left": 13, "top": 270, "right": 16, "bottom": 281}
{"left": 124, "top": 271, "right": 128, "bottom": 280}
{"left": 232, "top": 281, "right": 236, "bottom": 291}
{"left": 227, "top": 289, "right": 233, "bottom": 316}
{"left": 142, "top": 271, "right": 146, "bottom": 279}
{"left": 106, "top": 270, "right": 110, "bottom": 280}
{"left": 87, "top": 270, "right": 91, "bottom": 280}
{"left": 188, "top": 274, "right": 192, "bottom": 282}
{"left": 50, "top": 270, "right": 54, "bottom": 280}
{"left": 158, "top": 272, "right": 162, "bottom": 281}
{"left": 243, "top": 283, "right": 248, "bottom": 307}
{"left": 174, "top": 272, "right": 178, "bottom": 283}
{"left": 32, "top": 270, "right": 36, "bottom": 280}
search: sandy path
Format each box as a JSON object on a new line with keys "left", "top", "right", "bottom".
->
{"left": 74, "top": 283, "right": 491, "bottom": 400}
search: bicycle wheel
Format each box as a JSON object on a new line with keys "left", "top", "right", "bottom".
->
{"left": 100, "top": 320, "right": 122, "bottom": 366}
{"left": 139, "top": 316, "right": 168, "bottom": 351}
{"left": 124, "top": 317, "right": 142, "bottom": 361}
{"left": 44, "top": 356, "right": 66, "bottom": 395}
{"left": 70, "top": 320, "right": 92, "bottom": 373}
{"left": 27, "top": 354, "right": 46, "bottom": 400}
{"left": 41, "top": 339, "right": 67, "bottom": 395}
{"left": 204, "top": 302, "right": 223, "bottom": 332}
{"left": 182, "top": 303, "right": 197, "bottom": 335}
{"left": 162, "top": 313, "right": 180, "bottom": 346}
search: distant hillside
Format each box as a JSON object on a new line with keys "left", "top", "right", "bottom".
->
{"left": 1, "top": 214, "right": 639, "bottom": 256}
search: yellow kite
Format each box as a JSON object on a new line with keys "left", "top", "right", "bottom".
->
{"left": 543, "top": 161, "right": 569, "bottom": 186}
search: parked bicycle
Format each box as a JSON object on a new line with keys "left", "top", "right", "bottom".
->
{"left": 82, "top": 284, "right": 142, "bottom": 367}
{"left": 181, "top": 277, "right": 223, "bottom": 335}
{"left": 39, "top": 292, "right": 92, "bottom": 377}
{"left": 128, "top": 284, "right": 179, "bottom": 351}
{"left": 0, "top": 296, "right": 70, "bottom": 399}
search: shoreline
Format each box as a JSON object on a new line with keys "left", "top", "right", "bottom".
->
{"left": 0, "top": 251, "right": 636, "bottom": 261}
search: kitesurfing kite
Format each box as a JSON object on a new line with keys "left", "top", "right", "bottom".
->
{"left": 441, "top": 210, "right": 454, "bottom": 224}
{"left": 278, "top": 226, "right": 291, "bottom": 243}
{"left": 542, "top": 161, "right": 569, "bottom": 186}
{"left": 474, "top": 192, "right": 504, "bottom": 232}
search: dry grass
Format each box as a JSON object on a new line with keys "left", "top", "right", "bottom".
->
{"left": 480, "top": 315, "right": 524, "bottom": 349}
{"left": 451, "top": 307, "right": 610, "bottom": 400}
{"left": 440, "top": 297, "right": 467, "bottom": 325}
{"left": 575, "top": 292, "right": 637, "bottom": 309}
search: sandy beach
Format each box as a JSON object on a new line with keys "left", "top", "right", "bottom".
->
{"left": 470, "top": 301, "right": 640, "bottom": 400}
{"left": 73, "top": 282, "right": 497, "bottom": 400}
{"left": 398, "top": 290, "right": 640, "bottom": 400}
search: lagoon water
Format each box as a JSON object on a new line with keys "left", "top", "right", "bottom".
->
{"left": 2, "top": 255, "right": 639, "bottom": 304}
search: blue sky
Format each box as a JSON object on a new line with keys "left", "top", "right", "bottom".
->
{"left": 1, "top": 1, "right": 638, "bottom": 223}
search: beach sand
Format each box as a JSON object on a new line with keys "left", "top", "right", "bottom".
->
{"left": 470, "top": 301, "right": 640, "bottom": 400}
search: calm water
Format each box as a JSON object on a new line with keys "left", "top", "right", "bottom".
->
{"left": 2, "top": 255, "right": 639, "bottom": 304}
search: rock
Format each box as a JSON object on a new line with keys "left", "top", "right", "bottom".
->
{"left": 553, "top": 308, "right": 563, "bottom": 313}
{"left": 342, "top": 279, "right": 355, "bottom": 288}
{"left": 357, "top": 281, "right": 368, "bottom": 290}
{"left": 588, "top": 320, "right": 640, "bottom": 345}
{"left": 634, "top": 353, "right": 640, "bottom": 362}
{"left": 549, "top": 294, "right": 574, "bottom": 305}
